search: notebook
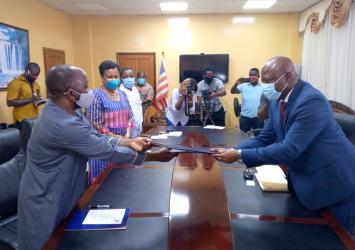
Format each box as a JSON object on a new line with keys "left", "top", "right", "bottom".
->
{"left": 254, "top": 165, "right": 288, "bottom": 192}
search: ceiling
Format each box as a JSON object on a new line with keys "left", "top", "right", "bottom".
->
{"left": 39, "top": 0, "right": 321, "bottom": 16}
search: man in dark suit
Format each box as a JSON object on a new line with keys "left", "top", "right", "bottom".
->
{"left": 212, "top": 56, "right": 355, "bottom": 234}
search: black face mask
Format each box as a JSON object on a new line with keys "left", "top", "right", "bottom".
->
{"left": 204, "top": 77, "right": 213, "bottom": 84}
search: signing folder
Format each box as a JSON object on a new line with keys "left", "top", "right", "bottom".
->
{"left": 151, "top": 142, "right": 214, "bottom": 154}
{"left": 66, "top": 208, "right": 130, "bottom": 231}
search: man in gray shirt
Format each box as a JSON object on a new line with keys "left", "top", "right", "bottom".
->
{"left": 17, "top": 65, "right": 175, "bottom": 250}
{"left": 196, "top": 66, "right": 226, "bottom": 126}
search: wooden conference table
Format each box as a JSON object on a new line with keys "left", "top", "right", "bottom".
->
{"left": 44, "top": 126, "right": 354, "bottom": 250}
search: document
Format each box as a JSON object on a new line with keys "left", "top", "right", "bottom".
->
{"left": 151, "top": 131, "right": 183, "bottom": 139}
{"left": 66, "top": 208, "right": 130, "bottom": 231}
{"left": 254, "top": 165, "right": 288, "bottom": 192}
{"left": 203, "top": 125, "right": 225, "bottom": 130}
{"left": 151, "top": 141, "right": 214, "bottom": 154}
{"left": 151, "top": 134, "right": 168, "bottom": 139}
{"left": 83, "top": 209, "right": 126, "bottom": 225}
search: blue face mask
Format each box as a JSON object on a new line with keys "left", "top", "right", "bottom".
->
{"left": 105, "top": 79, "right": 120, "bottom": 90}
{"left": 137, "top": 78, "right": 145, "bottom": 86}
{"left": 261, "top": 73, "right": 287, "bottom": 101}
{"left": 123, "top": 77, "right": 135, "bottom": 89}
{"left": 261, "top": 83, "right": 281, "bottom": 101}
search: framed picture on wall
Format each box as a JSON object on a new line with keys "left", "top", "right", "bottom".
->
{"left": 0, "top": 22, "right": 29, "bottom": 90}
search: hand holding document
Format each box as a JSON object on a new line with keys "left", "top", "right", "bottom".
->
{"left": 254, "top": 165, "right": 288, "bottom": 192}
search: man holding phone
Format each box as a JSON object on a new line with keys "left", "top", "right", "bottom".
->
{"left": 231, "top": 68, "right": 264, "bottom": 135}
{"left": 7, "top": 62, "right": 45, "bottom": 129}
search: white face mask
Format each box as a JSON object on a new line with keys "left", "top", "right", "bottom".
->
{"left": 69, "top": 89, "right": 94, "bottom": 108}
{"left": 261, "top": 73, "right": 287, "bottom": 101}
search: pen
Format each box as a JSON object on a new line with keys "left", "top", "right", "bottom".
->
{"left": 88, "top": 204, "right": 111, "bottom": 209}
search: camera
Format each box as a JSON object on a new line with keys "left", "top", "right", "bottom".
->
{"left": 202, "top": 90, "right": 212, "bottom": 101}
{"left": 187, "top": 84, "right": 192, "bottom": 95}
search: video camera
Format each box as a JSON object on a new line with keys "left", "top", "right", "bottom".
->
{"left": 186, "top": 84, "right": 193, "bottom": 95}
{"left": 202, "top": 90, "right": 212, "bottom": 101}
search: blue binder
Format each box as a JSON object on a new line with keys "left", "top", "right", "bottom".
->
{"left": 66, "top": 208, "right": 130, "bottom": 231}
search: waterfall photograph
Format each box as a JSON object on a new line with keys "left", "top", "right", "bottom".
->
{"left": 0, "top": 22, "right": 29, "bottom": 89}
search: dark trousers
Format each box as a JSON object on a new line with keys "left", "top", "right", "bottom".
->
{"left": 211, "top": 107, "right": 225, "bottom": 126}
{"left": 239, "top": 115, "right": 264, "bottom": 135}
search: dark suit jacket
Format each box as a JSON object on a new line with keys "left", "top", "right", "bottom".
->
{"left": 237, "top": 79, "right": 355, "bottom": 210}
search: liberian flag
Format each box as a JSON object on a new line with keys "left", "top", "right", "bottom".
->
{"left": 155, "top": 55, "right": 169, "bottom": 111}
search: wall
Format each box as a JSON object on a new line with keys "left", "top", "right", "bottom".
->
{"left": 0, "top": 1, "right": 303, "bottom": 127}
{"left": 0, "top": 0, "right": 74, "bottom": 124}
{"left": 72, "top": 13, "right": 303, "bottom": 127}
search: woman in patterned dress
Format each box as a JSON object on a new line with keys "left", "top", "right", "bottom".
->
{"left": 86, "top": 60, "right": 137, "bottom": 184}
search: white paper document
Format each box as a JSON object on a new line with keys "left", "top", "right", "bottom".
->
{"left": 255, "top": 165, "right": 288, "bottom": 192}
{"left": 151, "top": 134, "right": 169, "bottom": 140}
{"left": 168, "top": 131, "right": 183, "bottom": 137}
{"left": 203, "top": 125, "right": 225, "bottom": 130}
{"left": 83, "top": 209, "right": 126, "bottom": 225}
{"left": 246, "top": 180, "right": 255, "bottom": 186}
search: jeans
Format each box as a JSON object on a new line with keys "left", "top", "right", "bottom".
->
{"left": 239, "top": 115, "right": 264, "bottom": 135}
{"left": 208, "top": 107, "right": 225, "bottom": 126}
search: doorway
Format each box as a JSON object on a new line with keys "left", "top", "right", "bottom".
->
{"left": 43, "top": 48, "right": 65, "bottom": 97}
{"left": 117, "top": 52, "right": 156, "bottom": 92}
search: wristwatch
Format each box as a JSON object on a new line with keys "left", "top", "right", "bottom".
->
{"left": 236, "top": 149, "right": 243, "bottom": 164}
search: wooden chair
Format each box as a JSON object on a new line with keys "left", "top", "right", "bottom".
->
{"left": 143, "top": 106, "right": 166, "bottom": 131}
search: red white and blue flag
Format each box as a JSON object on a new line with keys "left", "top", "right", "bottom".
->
{"left": 155, "top": 54, "right": 169, "bottom": 111}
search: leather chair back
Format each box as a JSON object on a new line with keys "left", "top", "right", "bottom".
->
{"left": 0, "top": 129, "right": 26, "bottom": 220}
{"left": 334, "top": 112, "right": 355, "bottom": 145}
{"left": 0, "top": 129, "right": 21, "bottom": 164}
{"left": 20, "top": 118, "right": 37, "bottom": 150}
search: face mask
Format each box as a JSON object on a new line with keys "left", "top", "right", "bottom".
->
{"left": 25, "top": 71, "right": 35, "bottom": 84}
{"left": 137, "top": 78, "right": 145, "bottom": 86}
{"left": 261, "top": 83, "right": 281, "bottom": 101}
{"left": 70, "top": 89, "right": 94, "bottom": 108}
{"left": 105, "top": 79, "right": 120, "bottom": 90}
{"left": 261, "top": 73, "right": 287, "bottom": 101}
{"left": 204, "top": 77, "right": 213, "bottom": 84}
{"left": 123, "top": 77, "right": 135, "bottom": 89}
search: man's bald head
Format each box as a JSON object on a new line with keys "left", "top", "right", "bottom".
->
{"left": 46, "top": 65, "right": 87, "bottom": 96}
{"left": 261, "top": 56, "right": 298, "bottom": 84}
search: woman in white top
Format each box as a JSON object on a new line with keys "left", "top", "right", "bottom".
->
{"left": 119, "top": 68, "right": 143, "bottom": 135}
{"left": 165, "top": 78, "right": 197, "bottom": 126}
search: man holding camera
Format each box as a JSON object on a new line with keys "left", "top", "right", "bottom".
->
{"left": 165, "top": 78, "right": 197, "bottom": 126}
{"left": 196, "top": 66, "right": 226, "bottom": 126}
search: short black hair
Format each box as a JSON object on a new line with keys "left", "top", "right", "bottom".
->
{"left": 120, "top": 67, "right": 133, "bottom": 75}
{"left": 46, "top": 65, "right": 81, "bottom": 96}
{"left": 249, "top": 68, "right": 260, "bottom": 76}
{"left": 202, "top": 66, "right": 214, "bottom": 74}
{"left": 99, "top": 60, "right": 118, "bottom": 76}
{"left": 25, "top": 62, "right": 40, "bottom": 73}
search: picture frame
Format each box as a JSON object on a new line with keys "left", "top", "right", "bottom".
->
{"left": 0, "top": 22, "right": 30, "bottom": 90}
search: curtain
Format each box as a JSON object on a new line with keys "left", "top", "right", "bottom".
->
{"left": 302, "top": 3, "right": 355, "bottom": 109}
